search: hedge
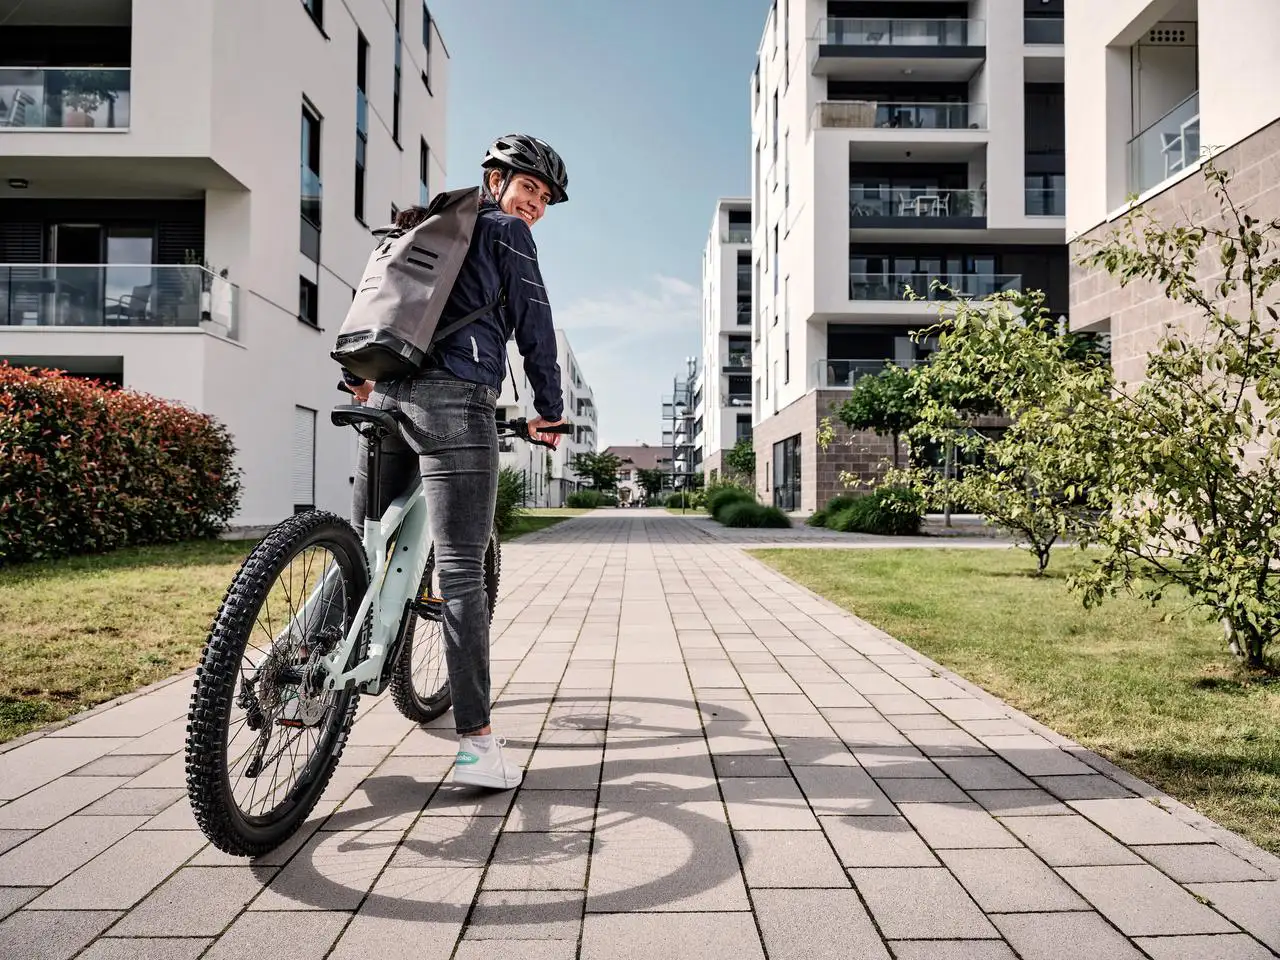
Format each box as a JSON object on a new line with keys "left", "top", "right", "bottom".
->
{"left": 566, "top": 489, "right": 618, "bottom": 508}
{"left": 718, "top": 501, "right": 792, "bottom": 528}
{"left": 0, "top": 364, "right": 241, "bottom": 563}
{"left": 828, "top": 488, "right": 924, "bottom": 536}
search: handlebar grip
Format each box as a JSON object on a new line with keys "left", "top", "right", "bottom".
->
{"left": 541, "top": 423, "right": 574, "bottom": 434}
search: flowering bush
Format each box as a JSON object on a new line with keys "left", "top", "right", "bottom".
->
{"left": 0, "top": 364, "right": 241, "bottom": 563}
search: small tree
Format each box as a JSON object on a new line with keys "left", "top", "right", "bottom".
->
{"left": 723, "top": 438, "right": 755, "bottom": 483}
{"left": 836, "top": 363, "right": 920, "bottom": 467}
{"left": 569, "top": 451, "right": 622, "bottom": 492}
{"left": 637, "top": 468, "right": 665, "bottom": 500}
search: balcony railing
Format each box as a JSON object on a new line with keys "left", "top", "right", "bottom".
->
{"left": 0, "top": 265, "right": 239, "bottom": 339}
{"left": 723, "top": 225, "right": 751, "bottom": 244}
{"left": 816, "top": 358, "right": 918, "bottom": 389}
{"left": 1128, "top": 92, "right": 1200, "bottom": 196}
{"left": 849, "top": 272, "right": 1021, "bottom": 301}
{"left": 735, "top": 302, "right": 752, "bottom": 326}
{"left": 723, "top": 393, "right": 752, "bottom": 407}
{"left": 0, "top": 67, "right": 131, "bottom": 130}
{"left": 1025, "top": 183, "right": 1066, "bottom": 216}
{"left": 823, "top": 17, "right": 985, "bottom": 47}
{"left": 723, "top": 352, "right": 752, "bottom": 370}
{"left": 1023, "top": 17, "right": 1064, "bottom": 44}
{"left": 812, "top": 100, "right": 987, "bottom": 131}
{"left": 850, "top": 187, "right": 986, "bottom": 220}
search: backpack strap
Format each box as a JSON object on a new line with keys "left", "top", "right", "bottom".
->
{"left": 431, "top": 295, "right": 503, "bottom": 343}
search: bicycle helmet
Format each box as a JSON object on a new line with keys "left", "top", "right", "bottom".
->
{"left": 481, "top": 134, "right": 569, "bottom": 204}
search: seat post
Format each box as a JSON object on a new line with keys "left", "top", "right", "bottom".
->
{"left": 363, "top": 429, "right": 384, "bottom": 522}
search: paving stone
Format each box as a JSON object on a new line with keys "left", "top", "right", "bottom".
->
{"left": 934, "top": 755, "right": 1035, "bottom": 790}
{"left": 203, "top": 910, "right": 350, "bottom": 959}
{"left": 82, "top": 787, "right": 185, "bottom": 817}
{"left": 78, "top": 939, "right": 213, "bottom": 960}
{"left": 969, "top": 789, "right": 1073, "bottom": 817}
{"left": 803, "top": 683, "right": 871, "bottom": 708}
{"left": 249, "top": 828, "right": 399, "bottom": 910}
{"left": 1034, "top": 774, "right": 1136, "bottom": 801}
{"left": 454, "top": 941, "right": 577, "bottom": 960}
{"left": 898, "top": 802, "right": 1019, "bottom": 849}
{"left": 775, "top": 736, "right": 860, "bottom": 767}
{"left": 465, "top": 889, "right": 582, "bottom": 940}
{"left": 124, "top": 752, "right": 186, "bottom": 789}
{"left": 1000, "top": 815, "right": 1143, "bottom": 866}
{"left": 902, "top": 727, "right": 991, "bottom": 757}
{"left": 109, "top": 865, "right": 274, "bottom": 937}
{"left": 521, "top": 744, "right": 603, "bottom": 790}
{"left": 580, "top": 912, "right": 765, "bottom": 960}
{"left": 1068, "top": 798, "right": 1211, "bottom": 845}
{"left": 833, "top": 722, "right": 911, "bottom": 747}
{"left": 0, "top": 887, "right": 39, "bottom": 921}
{"left": 753, "top": 888, "right": 889, "bottom": 959}
{"left": 703, "top": 720, "right": 781, "bottom": 757}
{"left": 0, "top": 830, "right": 35, "bottom": 856}
{"left": 819, "top": 816, "right": 938, "bottom": 867}
{"left": 1132, "top": 934, "right": 1278, "bottom": 960}
{"left": 1135, "top": 843, "right": 1269, "bottom": 883}
{"left": 816, "top": 707, "right": 882, "bottom": 725}
{"left": 877, "top": 778, "right": 970, "bottom": 803}
{"left": 934, "top": 698, "right": 1009, "bottom": 722}
{"left": 424, "top": 782, "right": 517, "bottom": 817}
{"left": 483, "top": 832, "right": 590, "bottom": 890}
{"left": 1186, "top": 882, "right": 1280, "bottom": 952}
{"left": 599, "top": 737, "right": 716, "bottom": 802}
{"left": 939, "top": 847, "right": 1090, "bottom": 912}
{"left": 322, "top": 756, "right": 445, "bottom": 832}
{"left": 752, "top": 694, "right": 819, "bottom": 715}
{"left": 889, "top": 943, "right": 1018, "bottom": 960}
{"left": 854, "top": 746, "right": 946, "bottom": 779}
{"left": 188, "top": 804, "right": 335, "bottom": 867}
{"left": 719, "top": 777, "right": 820, "bottom": 830}
{"left": 0, "top": 737, "right": 132, "bottom": 800}
{"left": 507, "top": 790, "right": 597, "bottom": 832}
{"left": 0, "top": 908, "right": 120, "bottom": 960}
{"left": 329, "top": 867, "right": 480, "bottom": 958}
{"left": 112, "top": 719, "right": 186, "bottom": 756}
{"left": 980, "top": 734, "right": 1096, "bottom": 776}
{"left": 69, "top": 754, "right": 167, "bottom": 777}
{"left": 734, "top": 830, "right": 849, "bottom": 887}
{"left": 958, "top": 718, "right": 1036, "bottom": 737}
{"left": 139, "top": 799, "right": 199, "bottom": 831}
{"left": 846, "top": 674, "right": 912, "bottom": 696}
{"left": 993, "top": 912, "right": 1147, "bottom": 960}
{"left": 713, "top": 754, "right": 790, "bottom": 778}
{"left": 850, "top": 867, "right": 998, "bottom": 939}
{"left": 1059, "top": 865, "right": 1237, "bottom": 936}
{"left": 866, "top": 693, "right": 939, "bottom": 715}
{"left": 792, "top": 765, "right": 896, "bottom": 816}
{"left": 28, "top": 829, "right": 205, "bottom": 910}
{"left": 0, "top": 815, "right": 146, "bottom": 885}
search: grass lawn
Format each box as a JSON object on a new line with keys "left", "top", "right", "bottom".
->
{"left": 0, "top": 539, "right": 254, "bottom": 744}
{"left": 506, "top": 507, "right": 590, "bottom": 539}
{"left": 752, "top": 547, "right": 1280, "bottom": 854}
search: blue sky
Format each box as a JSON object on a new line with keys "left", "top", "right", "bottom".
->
{"left": 430, "top": 0, "right": 771, "bottom": 446}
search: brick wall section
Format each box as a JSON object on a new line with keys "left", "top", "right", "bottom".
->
{"left": 703, "top": 450, "right": 723, "bottom": 484}
{"left": 1071, "top": 116, "right": 1280, "bottom": 386}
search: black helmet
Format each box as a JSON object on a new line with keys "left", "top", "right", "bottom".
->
{"left": 482, "top": 134, "right": 569, "bottom": 204}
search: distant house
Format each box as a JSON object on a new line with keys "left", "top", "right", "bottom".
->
{"left": 603, "top": 444, "right": 669, "bottom": 505}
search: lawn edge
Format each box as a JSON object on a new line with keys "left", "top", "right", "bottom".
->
{"left": 742, "top": 546, "right": 1280, "bottom": 880}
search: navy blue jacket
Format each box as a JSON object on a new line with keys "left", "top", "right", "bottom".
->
{"left": 425, "top": 195, "right": 564, "bottom": 421}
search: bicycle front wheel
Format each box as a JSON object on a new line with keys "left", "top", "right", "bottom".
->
{"left": 185, "top": 511, "right": 369, "bottom": 857}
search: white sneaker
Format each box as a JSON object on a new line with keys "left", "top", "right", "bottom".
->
{"left": 452, "top": 736, "right": 523, "bottom": 790}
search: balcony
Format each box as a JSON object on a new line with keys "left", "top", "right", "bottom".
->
{"left": 850, "top": 187, "right": 986, "bottom": 230}
{"left": 816, "top": 358, "right": 918, "bottom": 389}
{"left": 1024, "top": 17, "right": 1064, "bottom": 45}
{"left": 0, "top": 68, "right": 131, "bottom": 130}
{"left": 850, "top": 272, "right": 1021, "bottom": 302}
{"left": 0, "top": 265, "right": 239, "bottom": 339}
{"left": 814, "top": 18, "right": 985, "bottom": 81}
{"left": 723, "top": 225, "right": 751, "bottom": 244}
{"left": 812, "top": 100, "right": 987, "bottom": 132}
{"left": 723, "top": 351, "right": 752, "bottom": 372}
{"left": 1025, "top": 182, "right": 1066, "bottom": 216}
{"left": 723, "top": 392, "right": 752, "bottom": 408}
{"left": 735, "top": 302, "right": 752, "bottom": 326}
{"left": 1128, "top": 92, "right": 1200, "bottom": 197}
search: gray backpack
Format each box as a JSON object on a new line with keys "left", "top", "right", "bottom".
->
{"left": 331, "top": 185, "right": 500, "bottom": 382}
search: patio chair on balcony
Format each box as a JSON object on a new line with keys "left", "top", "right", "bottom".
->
{"left": 104, "top": 285, "right": 152, "bottom": 325}
{"left": 0, "top": 89, "right": 37, "bottom": 127}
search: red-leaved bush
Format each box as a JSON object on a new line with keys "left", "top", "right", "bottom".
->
{"left": 0, "top": 363, "right": 242, "bottom": 564}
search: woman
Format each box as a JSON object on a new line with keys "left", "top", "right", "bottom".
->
{"left": 346, "top": 134, "right": 569, "bottom": 789}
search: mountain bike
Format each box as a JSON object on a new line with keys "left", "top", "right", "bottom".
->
{"left": 184, "top": 403, "right": 569, "bottom": 857}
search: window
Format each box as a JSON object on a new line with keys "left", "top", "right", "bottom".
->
{"left": 355, "top": 33, "right": 369, "bottom": 223}
{"left": 300, "top": 102, "right": 322, "bottom": 262}
{"left": 773, "top": 434, "right": 800, "bottom": 510}
{"left": 772, "top": 91, "right": 779, "bottom": 163}
{"left": 422, "top": 2, "right": 433, "bottom": 93}
{"left": 772, "top": 226, "right": 779, "bottom": 300}
{"left": 783, "top": 130, "right": 789, "bottom": 207}
{"left": 299, "top": 275, "right": 318, "bottom": 326}
{"left": 392, "top": 0, "right": 403, "bottom": 143}
{"left": 783, "top": 275, "right": 790, "bottom": 383}
{"left": 736, "top": 414, "right": 752, "bottom": 443}
{"left": 782, "top": 0, "right": 789, "bottom": 89}
{"left": 301, "top": 0, "right": 323, "bottom": 31}
{"left": 736, "top": 251, "right": 752, "bottom": 326}
{"left": 293, "top": 406, "right": 317, "bottom": 513}
{"left": 419, "top": 138, "right": 430, "bottom": 205}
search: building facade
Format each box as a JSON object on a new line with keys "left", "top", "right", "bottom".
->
{"left": 604, "top": 444, "right": 669, "bottom": 506}
{"left": 747, "top": 0, "right": 1067, "bottom": 512}
{"left": 661, "top": 357, "right": 701, "bottom": 491}
{"left": 700, "top": 198, "right": 754, "bottom": 482}
{"left": 1065, "top": 0, "right": 1280, "bottom": 384}
{"left": 0, "top": 0, "right": 447, "bottom": 527}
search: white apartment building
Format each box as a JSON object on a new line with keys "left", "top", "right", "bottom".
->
{"left": 748, "top": 0, "right": 1067, "bottom": 512}
{"left": 700, "top": 198, "right": 755, "bottom": 482}
{"left": 661, "top": 357, "right": 700, "bottom": 489}
{"left": 1065, "top": 0, "right": 1280, "bottom": 382}
{"left": 0, "top": 0, "right": 447, "bottom": 527}
{"left": 494, "top": 329, "right": 597, "bottom": 507}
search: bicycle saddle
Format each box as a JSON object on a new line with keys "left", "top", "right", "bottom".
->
{"left": 330, "top": 404, "right": 400, "bottom": 436}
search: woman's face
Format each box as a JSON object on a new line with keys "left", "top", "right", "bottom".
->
{"left": 489, "top": 169, "right": 552, "bottom": 228}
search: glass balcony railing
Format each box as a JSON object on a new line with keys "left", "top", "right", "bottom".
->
{"left": 812, "top": 100, "right": 987, "bottom": 131}
{"left": 1025, "top": 182, "right": 1066, "bottom": 216}
{"left": 849, "top": 272, "right": 1021, "bottom": 301}
{"left": 823, "top": 17, "right": 984, "bottom": 47}
{"left": 0, "top": 264, "right": 240, "bottom": 339}
{"left": 723, "top": 352, "right": 752, "bottom": 370}
{"left": 723, "top": 225, "right": 752, "bottom": 244}
{"left": 850, "top": 187, "right": 986, "bottom": 220}
{"left": 736, "top": 302, "right": 752, "bottom": 326}
{"left": 1128, "top": 92, "right": 1200, "bottom": 196}
{"left": 1023, "top": 17, "right": 1064, "bottom": 44}
{"left": 723, "top": 393, "right": 752, "bottom": 407}
{"left": 0, "top": 67, "right": 131, "bottom": 129}
{"left": 816, "top": 358, "right": 918, "bottom": 389}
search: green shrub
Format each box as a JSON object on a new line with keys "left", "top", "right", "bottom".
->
{"left": 494, "top": 467, "right": 526, "bottom": 535}
{"left": 0, "top": 364, "right": 241, "bottom": 563}
{"left": 825, "top": 494, "right": 859, "bottom": 515}
{"left": 806, "top": 510, "right": 828, "bottom": 528}
{"left": 566, "top": 489, "right": 603, "bottom": 508}
{"left": 666, "top": 491, "right": 696, "bottom": 508}
{"left": 719, "top": 501, "right": 792, "bottom": 528}
{"left": 599, "top": 493, "right": 618, "bottom": 508}
{"left": 706, "top": 486, "right": 755, "bottom": 519}
{"left": 829, "top": 488, "right": 924, "bottom": 536}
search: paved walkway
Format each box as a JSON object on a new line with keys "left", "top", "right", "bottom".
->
{"left": 1, "top": 511, "right": 1277, "bottom": 960}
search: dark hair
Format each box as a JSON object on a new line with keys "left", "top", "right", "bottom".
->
{"left": 393, "top": 205, "right": 430, "bottom": 230}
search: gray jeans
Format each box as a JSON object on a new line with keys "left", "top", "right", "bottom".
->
{"left": 350, "top": 371, "right": 499, "bottom": 735}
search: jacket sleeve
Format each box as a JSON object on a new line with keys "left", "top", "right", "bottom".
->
{"left": 496, "top": 219, "right": 564, "bottom": 421}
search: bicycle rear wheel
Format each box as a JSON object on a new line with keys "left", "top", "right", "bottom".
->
{"left": 185, "top": 511, "right": 369, "bottom": 857}
{"left": 389, "top": 529, "right": 500, "bottom": 723}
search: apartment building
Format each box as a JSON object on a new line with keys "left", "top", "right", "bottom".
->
{"left": 605, "top": 444, "right": 669, "bottom": 506}
{"left": 661, "top": 357, "right": 701, "bottom": 490}
{"left": 700, "top": 198, "right": 755, "bottom": 482}
{"left": 0, "top": 0, "right": 447, "bottom": 527}
{"left": 748, "top": 0, "right": 1068, "bottom": 512}
{"left": 494, "top": 329, "right": 598, "bottom": 507}
{"left": 1066, "top": 0, "right": 1280, "bottom": 383}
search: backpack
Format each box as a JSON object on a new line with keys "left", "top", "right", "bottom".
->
{"left": 331, "top": 185, "right": 501, "bottom": 382}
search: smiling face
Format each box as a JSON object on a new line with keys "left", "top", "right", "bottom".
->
{"left": 487, "top": 168, "right": 552, "bottom": 228}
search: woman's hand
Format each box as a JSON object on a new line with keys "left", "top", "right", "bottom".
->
{"left": 351, "top": 380, "right": 374, "bottom": 404}
{"left": 527, "top": 416, "right": 566, "bottom": 448}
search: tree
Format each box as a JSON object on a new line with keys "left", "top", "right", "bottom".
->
{"left": 569, "top": 451, "right": 622, "bottom": 492}
{"left": 836, "top": 363, "right": 920, "bottom": 467}
{"left": 637, "top": 468, "right": 665, "bottom": 499}
{"left": 723, "top": 438, "right": 755, "bottom": 483}
{"left": 1069, "top": 163, "right": 1280, "bottom": 667}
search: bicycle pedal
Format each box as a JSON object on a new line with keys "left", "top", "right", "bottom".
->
{"left": 410, "top": 594, "right": 444, "bottom": 616}
{"left": 277, "top": 718, "right": 305, "bottom": 729}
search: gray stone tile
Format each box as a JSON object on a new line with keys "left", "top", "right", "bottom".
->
{"left": 1133, "top": 934, "right": 1278, "bottom": 960}
{"left": 885, "top": 712, "right": 963, "bottom": 731}
{"left": 455, "top": 942, "right": 577, "bottom": 960}
{"left": 600, "top": 737, "right": 716, "bottom": 802}
{"left": 1001, "top": 815, "right": 1143, "bottom": 866}
{"left": 0, "top": 887, "right": 39, "bottom": 921}
{"left": 0, "top": 908, "right": 120, "bottom": 960}
{"left": 878, "top": 778, "right": 970, "bottom": 803}
{"left": 775, "top": 736, "right": 860, "bottom": 767}
{"left": 329, "top": 867, "right": 480, "bottom": 958}
{"left": 939, "top": 847, "right": 1091, "bottom": 912}
{"left": 1034, "top": 774, "right": 1136, "bottom": 801}
{"left": 69, "top": 754, "right": 167, "bottom": 778}
{"left": 1187, "top": 882, "right": 1280, "bottom": 952}
{"left": 934, "top": 755, "right": 1035, "bottom": 790}
{"left": 993, "top": 912, "right": 1147, "bottom": 960}
{"left": 889, "top": 943, "right": 1018, "bottom": 960}
{"left": 752, "top": 694, "right": 819, "bottom": 714}
{"left": 29, "top": 830, "right": 205, "bottom": 910}
{"left": 465, "top": 889, "right": 582, "bottom": 940}
{"left": 424, "top": 782, "right": 517, "bottom": 817}
{"left": 958, "top": 718, "right": 1037, "bottom": 737}
{"left": 204, "top": 910, "right": 350, "bottom": 959}
{"left": 389, "top": 814, "right": 499, "bottom": 869}
{"left": 713, "top": 754, "right": 790, "bottom": 778}
{"left": 521, "top": 744, "right": 603, "bottom": 791}
{"left": 0, "top": 737, "right": 132, "bottom": 800}
{"left": 719, "top": 777, "right": 820, "bottom": 830}
{"left": 0, "top": 776, "right": 128, "bottom": 828}
{"left": 139, "top": 799, "right": 199, "bottom": 831}
{"left": 934, "top": 698, "right": 1009, "bottom": 722}
{"left": 1136, "top": 843, "right": 1269, "bottom": 883}
{"left": 734, "top": 830, "right": 849, "bottom": 888}
{"left": 853, "top": 747, "right": 945, "bottom": 779}
{"left": 850, "top": 867, "right": 998, "bottom": 939}
{"left": 0, "top": 830, "right": 35, "bottom": 856}
{"left": 581, "top": 912, "right": 765, "bottom": 960}
{"left": 483, "top": 832, "right": 590, "bottom": 890}
{"left": 898, "top": 802, "right": 1020, "bottom": 849}
{"left": 1068, "top": 798, "right": 1212, "bottom": 845}
{"left": 249, "top": 828, "right": 399, "bottom": 910}
{"left": 188, "top": 804, "right": 334, "bottom": 867}
{"left": 79, "top": 939, "right": 213, "bottom": 960}
{"left": 833, "top": 722, "right": 911, "bottom": 747}
{"left": 123, "top": 752, "right": 186, "bottom": 789}
{"left": 82, "top": 787, "right": 185, "bottom": 817}
{"left": 1060, "top": 865, "right": 1237, "bottom": 936}
{"left": 819, "top": 816, "right": 938, "bottom": 867}
{"left": 816, "top": 707, "right": 882, "bottom": 724}
{"left": 980, "top": 734, "right": 1096, "bottom": 776}
{"left": 902, "top": 727, "right": 991, "bottom": 757}
{"left": 109, "top": 865, "right": 274, "bottom": 937}
{"left": 0, "top": 815, "right": 146, "bottom": 885}
{"left": 793, "top": 765, "right": 895, "bottom": 816}
{"left": 703, "top": 720, "right": 781, "bottom": 757}
{"left": 507, "top": 790, "right": 597, "bottom": 832}
{"left": 866, "top": 693, "right": 939, "bottom": 715}
{"left": 969, "top": 788, "right": 1072, "bottom": 817}
{"left": 804, "top": 683, "right": 872, "bottom": 708}
{"left": 754, "top": 888, "right": 889, "bottom": 959}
